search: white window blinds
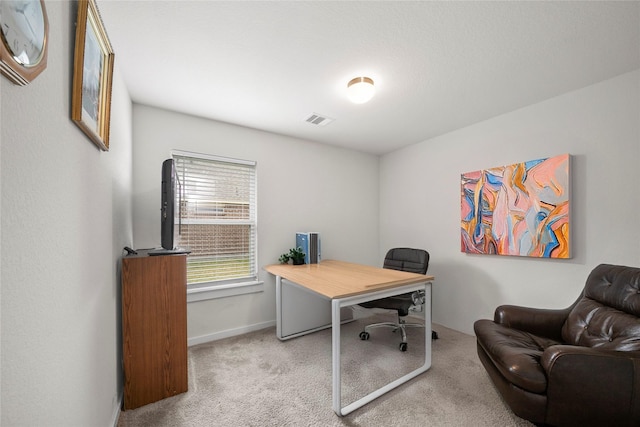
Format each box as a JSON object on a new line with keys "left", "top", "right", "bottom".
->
{"left": 173, "top": 151, "right": 257, "bottom": 285}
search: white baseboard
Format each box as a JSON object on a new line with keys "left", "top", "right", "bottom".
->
{"left": 188, "top": 320, "right": 276, "bottom": 346}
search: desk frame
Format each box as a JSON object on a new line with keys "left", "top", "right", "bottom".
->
{"left": 331, "top": 281, "right": 432, "bottom": 416}
{"left": 267, "top": 261, "right": 432, "bottom": 416}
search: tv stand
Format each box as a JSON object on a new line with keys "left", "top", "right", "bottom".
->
{"left": 121, "top": 250, "right": 188, "bottom": 409}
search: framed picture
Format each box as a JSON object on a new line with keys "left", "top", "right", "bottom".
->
{"left": 461, "top": 153, "right": 571, "bottom": 258}
{"left": 71, "top": 0, "right": 114, "bottom": 151}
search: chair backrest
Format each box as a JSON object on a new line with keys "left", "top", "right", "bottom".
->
{"left": 561, "top": 264, "right": 640, "bottom": 351}
{"left": 383, "top": 248, "right": 429, "bottom": 275}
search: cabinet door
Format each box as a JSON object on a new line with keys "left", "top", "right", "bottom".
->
{"left": 122, "top": 254, "right": 187, "bottom": 409}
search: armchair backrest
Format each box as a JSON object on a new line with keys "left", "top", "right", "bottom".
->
{"left": 561, "top": 264, "right": 640, "bottom": 351}
{"left": 383, "top": 248, "right": 429, "bottom": 274}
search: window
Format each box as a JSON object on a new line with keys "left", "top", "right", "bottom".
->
{"left": 172, "top": 151, "right": 257, "bottom": 295}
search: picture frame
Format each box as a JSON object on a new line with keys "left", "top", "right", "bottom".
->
{"left": 71, "top": 0, "right": 114, "bottom": 151}
{"left": 460, "top": 153, "right": 571, "bottom": 259}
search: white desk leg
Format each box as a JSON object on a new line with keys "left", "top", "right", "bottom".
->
{"left": 275, "top": 275, "right": 283, "bottom": 339}
{"left": 333, "top": 281, "right": 432, "bottom": 417}
{"left": 331, "top": 299, "right": 342, "bottom": 415}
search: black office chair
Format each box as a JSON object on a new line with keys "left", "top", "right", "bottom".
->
{"left": 358, "top": 248, "right": 435, "bottom": 352}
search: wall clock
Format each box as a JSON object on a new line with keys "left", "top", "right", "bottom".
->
{"left": 0, "top": 0, "right": 49, "bottom": 86}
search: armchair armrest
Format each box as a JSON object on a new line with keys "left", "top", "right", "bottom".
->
{"left": 541, "top": 345, "right": 640, "bottom": 427}
{"left": 494, "top": 305, "right": 571, "bottom": 341}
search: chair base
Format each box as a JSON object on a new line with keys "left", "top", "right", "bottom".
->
{"left": 360, "top": 317, "right": 425, "bottom": 351}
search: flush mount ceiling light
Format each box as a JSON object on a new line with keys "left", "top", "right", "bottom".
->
{"left": 347, "top": 77, "right": 375, "bottom": 104}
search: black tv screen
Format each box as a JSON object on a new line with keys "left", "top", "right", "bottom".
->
{"left": 161, "top": 158, "right": 179, "bottom": 250}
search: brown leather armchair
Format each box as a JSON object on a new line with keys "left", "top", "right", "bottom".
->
{"left": 474, "top": 264, "right": 640, "bottom": 427}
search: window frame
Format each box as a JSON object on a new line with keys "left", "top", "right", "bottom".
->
{"left": 171, "top": 150, "right": 263, "bottom": 302}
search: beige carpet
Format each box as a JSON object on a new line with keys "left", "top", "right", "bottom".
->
{"left": 117, "top": 315, "right": 534, "bottom": 427}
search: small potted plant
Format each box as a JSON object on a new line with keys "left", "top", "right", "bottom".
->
{"left": 279, "top": 247, "right": 306, "bottom": 265}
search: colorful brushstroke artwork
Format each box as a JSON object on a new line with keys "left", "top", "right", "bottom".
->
{"left": 460, "top": 154, "right": 570, "bottom": 258}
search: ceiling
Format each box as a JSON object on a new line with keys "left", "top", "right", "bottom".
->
{"left": 98, "top": 1, "right": 640, "bottom": 155}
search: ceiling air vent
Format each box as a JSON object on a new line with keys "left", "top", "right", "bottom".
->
{"left": 304, "top": 113, "right": 334, "bottom": 127}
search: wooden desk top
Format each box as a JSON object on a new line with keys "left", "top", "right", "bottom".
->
{"left": 264, "top": 259, "right": 434, "bottom": 299}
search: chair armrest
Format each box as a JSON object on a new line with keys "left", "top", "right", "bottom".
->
{"left": 494, "top": 305, "right": 570, "bottom": 341}
{"left": 541, "top": 345, "right": 640, "bottom": 426}
{"left": 542, "top": 344, "right": 640, "bottom": 372}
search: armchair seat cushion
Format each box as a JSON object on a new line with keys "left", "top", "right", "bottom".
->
{"left": 474, "top": 320, "right": 561, "bottom": 393}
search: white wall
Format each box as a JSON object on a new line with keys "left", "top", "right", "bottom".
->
{"left": 0, "top": 2, "right": 133, "bottom": 425}
{"left": 380, "top": 70, "right": 640, "bottom": 335}
{"left": 132, "top": 104, "right": 379, "bottom": 341}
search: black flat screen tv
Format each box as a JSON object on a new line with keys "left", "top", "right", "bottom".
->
{"left": 161, "top": 158, "right": 180, "bottom": 250}
{"left": 148, "top": 159, "right": 189, "bottom": 256}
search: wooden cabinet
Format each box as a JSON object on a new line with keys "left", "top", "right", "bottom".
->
{"left": 121, "top": 251, "right": 188, "bottom": 409}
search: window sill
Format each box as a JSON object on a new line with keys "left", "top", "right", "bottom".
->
{"left": 187, "top": 280, "right": 264, "bottom": 303}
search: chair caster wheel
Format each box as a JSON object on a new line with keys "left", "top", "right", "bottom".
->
{"left": 359, "top": 331, "right": 370, "bottom": 340}
{"left": 399, "top": 342, "right": 407, "bottom": 352}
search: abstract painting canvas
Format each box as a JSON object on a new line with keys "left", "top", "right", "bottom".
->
{"left": 461, "top": 154, "right": 570, "bottom": 258}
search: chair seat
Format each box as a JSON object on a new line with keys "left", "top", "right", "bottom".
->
{"left": 474, "top": 319, "right": 561, "bottom": 393}
{"left": 360, "top": 293, "right": 413, "bottom": 316}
